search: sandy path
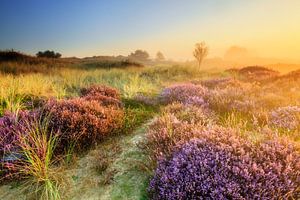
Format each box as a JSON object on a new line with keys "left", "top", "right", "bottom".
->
{"left": 0, "top": 121, "right": 152, "bottom": 200}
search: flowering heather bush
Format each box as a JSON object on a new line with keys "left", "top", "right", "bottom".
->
{"left": 139, "top": 113, "right": 201, "bottom": 167}
{"left": 163, "top": 103, "right": 215, "bottom": 125}
{"left": 44, "top": 98, "right": 124, "bottom": 152}
{"left": 184, "top": 96, "right": 209, "bottom": 108}
{"left": 149, "top": 127, "right": 300, "bottom": 199}
{"left": 80, "top": 84, "right": 120, "bottom": 99}
{"left": 160, "top": 83, "right": 208, "bottom": 105}
{"left": 269, "top": 106, "right": 300, "bottom": 130}
{"left": 139, "top": 103, "right": 216, "bottom": 167}
{"left": 83, "top": 93, "right": 122, "bottom": 108}
{"left": 0, "top": 110, "right": 39, "bottom": 180}
{"left": 206, "top": 80, "right": 260, "bottom": 113}
{"left": 0, "top": 110, "right": 38, "bottom": 158}
{"left": 81, "top": 85, "right": 122, "bottom": 108}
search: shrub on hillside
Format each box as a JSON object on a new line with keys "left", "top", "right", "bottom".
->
{"left": 44, "top": 98, "right": 124, "bottom": 152}
{"left": 160, "top": 83, "right": 207, "bottom": 105}
{"left": 238, "top": 66, "right": 279, "bottom": 81}
{"left": 269, "top": 106, "right": 300, "bottom": 130}
{"left": 280, "top": 69, "right": 300, "bottom": 80}
{"left": 149, "top": 128, "right": 300, "bottom": 199}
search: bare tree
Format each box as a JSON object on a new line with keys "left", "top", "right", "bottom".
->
{"left": 155, "top": 51, "right": 165, "bottom": 61}
{"left": 193, "top": 42, "right": 208, "bottom": 68}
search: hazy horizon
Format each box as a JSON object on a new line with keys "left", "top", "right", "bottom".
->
{"left": 1, "top": 0, "right": 300, "bottom": 63}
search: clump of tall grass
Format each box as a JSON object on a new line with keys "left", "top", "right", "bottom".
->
{"left": 16, "top": 117, "right": 62, "bottom": 200}
{"left": 0, "top": 111, "right": 39, "bottom": 178}
{"left": 0, "top": 84, "right": 25, "bottom": 116}
{"left": 0, "top": 112, "right": 62, "bottom": 199}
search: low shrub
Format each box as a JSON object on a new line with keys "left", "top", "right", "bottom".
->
{"left": 205, "top": 80, "right": 260, "bottom": 113}
{"left": 0, "top": 110, "right": 39, "bottom": 181}
{"left": 149, "top": 127, "right": 300, "bottom": 199}
{"left": 238, "top": 66, "right": 280, "bottom": 81}
{"left": 80, "top": 85, "right": 120, "bottom": 99}
{"left": 139, "top": 103, "right": 215, "bottom": 168}
{"left": 83, "top": 94, "right": 122, "bottom": 108}
{"left": 159, "top": 83, "right": 207, "bottom": 105}
{"left": 200, "top": 77, "right": 232, "bottom": 89}
{"left": 80, "top": 85, "right": 123, "bottom": 108}
{"left": 163, "top": 103, "right": 215, "bottom": 125}
{"left": 44, "top": 98, "right": 124, "bottom": 152}
{"left": 0, "top": 111, "right": 38, "bottom": 158}
{"left": 269, "top": 106, "right": 300, "bottom": 130}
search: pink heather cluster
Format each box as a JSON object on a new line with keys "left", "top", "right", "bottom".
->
{"left": 160, "top": 83, "right": 208, "bottom": 106}
{"left": 269, "top": 106, "right": 300, "bottom": 130}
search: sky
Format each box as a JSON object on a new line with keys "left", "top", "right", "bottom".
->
{"left": 0, "top": 0, "right": 300, "bottom": 61}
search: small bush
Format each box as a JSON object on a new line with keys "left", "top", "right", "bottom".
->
{"left": 205, "top": 80, "right": 260, "bottom": 113}
{"left": 44, "top": 98, "right": 124, "bottom": 152}
{"left": 139, "top": 103, "right": 215, "bottom": 168}
{"left": 160, "top": 83, "right": 207, "bottom": 105}
{"left": 0, "top": 110, "right": 39, "bottom": 181}
{"left": 149, "top": 128, "right": 300, "bottom": 199}
{"left": 238, "top": 66, "right": 279, "bottom": 81}
{"left": 0, "top": 111, "right": 38, "bottom": 158}
{"left": 269, "top": 106, "right": 300, "bottom": 130}
{"left": 200, "top": 77, "right": 232, "bottom": 89}
{"left": 80, "top": 84, "right": 120, "bottom": 99}
{"left": 81, "top": 85, "right": 122, "bottom": 108}
{"left": 163, "top": 103, "right": 215, "bottom": 125}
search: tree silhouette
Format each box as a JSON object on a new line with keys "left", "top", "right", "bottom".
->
{"left": 193, "top": 42, "right": 208, "bottom": 68}
{"left": 156, "top": 51, "right": 165, "bottom": 61}
{"left": 128, "top": 50, "right": 149, "bottom": 61}
{"left": 36, "top": 50, "right": 62, "bottom": 58}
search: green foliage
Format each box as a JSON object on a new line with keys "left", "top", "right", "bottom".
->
{"left": 122, "top": 98, "right": 158, "bottom": 134}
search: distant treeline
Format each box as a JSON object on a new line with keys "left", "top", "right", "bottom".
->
{"left": 0, "top": 50, "right": 144, "bottom": 75}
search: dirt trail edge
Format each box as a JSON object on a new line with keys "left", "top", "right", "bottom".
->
{"left": 0, "top": 120, "right": 153, "bottom": 200}
{"left": 68, "top": 120, "right": 153, "bottom": 200}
